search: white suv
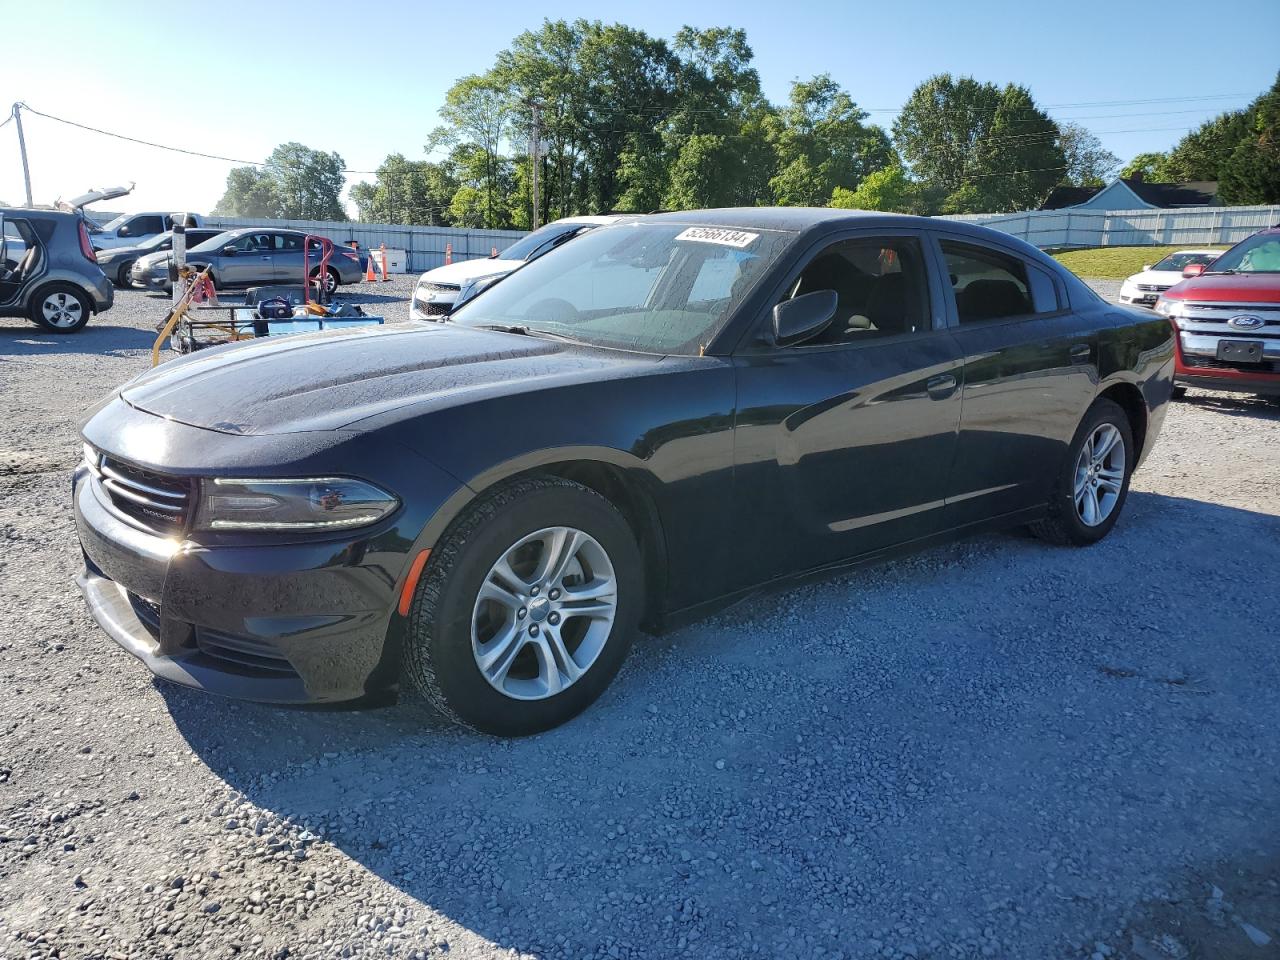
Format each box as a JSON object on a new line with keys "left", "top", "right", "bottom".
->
{"left": 409, "top": 215, "right": 632, "bottom": 320}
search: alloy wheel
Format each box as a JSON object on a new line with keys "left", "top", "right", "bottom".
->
{"left": 41, "top": 292, "right": 84, "bottom": 329}
{"left": 1073, "top": 423, "right": 1126, "bottom": 527}
{"left": 471, "top": 526, "right": 617, "bottom": 701}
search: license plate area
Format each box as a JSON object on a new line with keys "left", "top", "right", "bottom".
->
{"left": 1216, "top": 339, "right": 1265, "bottom": 363}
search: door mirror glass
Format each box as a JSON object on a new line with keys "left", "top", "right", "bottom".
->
{"left": 773, "top": 290, "right": 837, "bottom": 347}
{"left": 1182, "top": 263, "right": 1205, "bottom": 278}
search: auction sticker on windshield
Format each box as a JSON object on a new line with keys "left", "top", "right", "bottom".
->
{"left": 675, "top": 227, "right": 760, "bottom": 248}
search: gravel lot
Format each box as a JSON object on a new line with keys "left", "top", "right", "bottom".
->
{"left": 1, "top": 278, "right": 1278, "bottom": 960}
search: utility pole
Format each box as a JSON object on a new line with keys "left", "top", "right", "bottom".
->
{"left": 526, "top": 100, "right": 542, "bottom": 229}
{"left": 12, "top": 104, "right": 33, "bottom": 207}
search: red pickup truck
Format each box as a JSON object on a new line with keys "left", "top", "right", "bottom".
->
{"left": 1156, "top": 227, "right": 1280, "bottom": 399}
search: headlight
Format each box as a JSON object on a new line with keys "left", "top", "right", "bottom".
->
{"left": 194, "top": 477, "right": 398, "bottom": 531}
{"left": 1155, "top": 298, "right": 1176, "bottom": 317}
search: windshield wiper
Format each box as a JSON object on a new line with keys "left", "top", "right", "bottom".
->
{"left": 475, "top": 323, "right": 586, "bottom": 345}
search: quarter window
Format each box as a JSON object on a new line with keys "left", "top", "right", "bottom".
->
{"left": 781, "top": 237, "right": 930, "bottom": 346}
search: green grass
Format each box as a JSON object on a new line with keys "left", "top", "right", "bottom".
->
{"left": 1051, "top": 245, "right": 1227, "bottom": 280}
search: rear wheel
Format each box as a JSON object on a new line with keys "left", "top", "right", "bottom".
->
{"left": 1030, "top": 398, "right": 1134, "bottom": 546}
{"left": 310, "top": 267, "right": 340, "bottom": 296}
{"left": 403, "top": 476, "right": 642, "bottom": 736}
{"left": 29, "top": 283, "right": 91, "bottom": 333}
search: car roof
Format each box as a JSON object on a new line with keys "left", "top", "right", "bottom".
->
{"left": 548, "top": 214, "right": 635, "bottom": 227}
{"left": 0, "top": 206, "right": 79, "bottom": 221}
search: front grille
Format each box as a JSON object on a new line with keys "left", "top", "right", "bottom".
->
{"left": 195, "top": 627, "right": 298, "bottom": 677}
{"left": 1137, "top": 284, "right": 1169, "bottom": 293}
{"left": 413, "top": 298, "right": 451, "bottom": 317}
{"left": 1182, "top": 354, "right": 1280, "bottom": 373}
{"left": 421, "top": 282, "right": 460, "bottom": 294}
{"left": 92, "top": 454, "right": 192, "bottom": 535}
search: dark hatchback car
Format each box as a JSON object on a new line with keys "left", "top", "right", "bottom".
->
{"left": 73, "top": 209, "right": 1173, "bottom": 735}
{"left": 1, "top": 207, "right": 114, "bottom": 333}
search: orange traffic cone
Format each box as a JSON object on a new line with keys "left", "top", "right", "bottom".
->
{"left": 365, "top": 255, "right": 377, "bottom": 283}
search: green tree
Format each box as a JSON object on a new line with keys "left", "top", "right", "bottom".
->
{"left": 212, "top": 166, "right": 279, "bottom": 217}
{"left": 1058, "top": 122, "right": 1119, "bottom": 187}
{"left": 830, "top": 164, "right": 934, "bottom": 214}
{"left": 1219, "top": 77, "right": 1280, "bottom": 204}
{"left": 264, "top": 142, "right": 347, "bottom": 220}
{"left": 1120, "top": 152, "right": 1167, "bottom": 180}
{"left": 1156, "top": 110, "right": 1253, "bottom": 182}
{"left": 768, "top": 74, "right": 892, "bottom": 206}
{"left": 350, "top": 154, "right": 460, "bottom": 225}
{"left": 893, "top": 74, "right": 1063, "bottom": 212}
{"left": 433, "top": 74, "right": 512, "bottom": 227}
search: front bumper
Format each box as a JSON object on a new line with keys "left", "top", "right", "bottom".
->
{"left": 409, "top": 289, "right": 458, "bottom": 321}
{"left": 133, "top": 265, "right": 171, "bottom": 290}
{"left": 73, "top": 464, "right": 416, "bottom": 704}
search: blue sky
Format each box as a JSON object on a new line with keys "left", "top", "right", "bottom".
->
{"left": 2, "top": 0, "right": 1276, "bottom": 214}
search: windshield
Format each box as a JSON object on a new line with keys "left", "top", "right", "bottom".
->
{"left": 188, "top": 231, "right": 236, "bottom": 254}
{"left": 1152, "top": 251, "right": 1218, "bottom": 271}
{"left": 100, "top": 214, "right": 130, "bottom": 232}
{"left": 497, "top": 222, "right": 591, "bottom": 262}
{"left": 1209, "top": 233, "right": 1280, "bottom": 274}
{"left": 450, "top": 222, "right": 793, "bottom": 355}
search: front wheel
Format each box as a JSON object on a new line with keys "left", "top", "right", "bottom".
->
{"left": 403, "top": 476, "right": 642, "bottom": 736}
{"left": 1030, "top": 398, "right": 1134, "bottom": 546}
{"left": 116, "top": 261, "right": 135, "bottom": 288}
{"left": 30, "top": 283, "right": 92, "bottom": 333}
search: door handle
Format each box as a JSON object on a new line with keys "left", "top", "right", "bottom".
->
{"left": 261, "top": 256, "right": 272, "bottom": 261}
{"left": 1070, "top": 343, "right": 1091, "bottom": 364}
{"left": 926, "top": 373, "right": 958, "bottom": 400}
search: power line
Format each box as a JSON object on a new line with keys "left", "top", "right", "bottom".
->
{"left": 13, "top": 103, "right": 379, "bottom": 175}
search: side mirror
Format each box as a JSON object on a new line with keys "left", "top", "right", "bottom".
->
{"left": 223, "top": 245, "right": 237, "bottom": 257}
{"left": 1182, "top": 263, "right": 1205, "bottom": 278}
{"left": 1142, "top": 264, "right": 1152, "bottom": 271}
{"left": 117, "top": 226, "right": 131, "bottom": 237}
{"left": 772, "top": 290, "right": 838, "bottom": 347}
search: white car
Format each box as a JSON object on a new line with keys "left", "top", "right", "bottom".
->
{"left": 1119, "top": 249, "right": 1220, "bottom": 307}
{"left": 409, "top": 215, "right": 632, "bottom": 320}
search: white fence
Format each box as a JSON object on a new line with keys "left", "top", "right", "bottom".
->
{"left": 203, "top": 217, "right": 528, "bottom": 272}
{"left": 941, "top": 204, "right": 1279, "bottom": 249}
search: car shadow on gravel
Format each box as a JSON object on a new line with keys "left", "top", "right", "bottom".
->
{"left": 1177, "top": 392, "right": 1280, "bottom": 420}
{"left": 160, "top": 491, "right": 1280, "bottom": 958}
{"left": 0, "top": 321, "right": 159, "bottom": 357}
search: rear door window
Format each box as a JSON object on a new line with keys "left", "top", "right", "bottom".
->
{"left": 941, "top": 241, "right": 1046, "bottom": 323}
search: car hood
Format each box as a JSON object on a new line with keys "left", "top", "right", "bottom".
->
{"left": 119, "top": 322, "right": 655, "bottom": 436}
{"left": 1164, "top": 272, "right": 1280, "bottom": 304}
{"left": 1126, "top": 269, "right": 1182, "bottom": 287}
{"left": 136, "top": 250, "right": 170, "bottom": 268}
{"left": 97, "top": 241, "right": 154, "bottom": 262}
{"left": 416, "top": 258, "right": 522, "bottom": 287}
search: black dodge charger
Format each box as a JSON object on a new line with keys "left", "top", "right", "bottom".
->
{"left": 74, "top": 209, "right": 1174, "bottom": 735}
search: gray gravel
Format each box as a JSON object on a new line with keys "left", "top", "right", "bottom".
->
{"left": 1, "top": 280, "right": 1278, "bottom": 960}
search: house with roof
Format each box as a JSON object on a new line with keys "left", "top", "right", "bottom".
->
{"left": 1040, "top": 174, "right": 1219, "bottom": 211}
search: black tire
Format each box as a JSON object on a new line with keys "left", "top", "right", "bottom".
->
{"left": 116, "top": 261, "right": 135, "bottom": 288}
{"left": 1171, "top": 386, "right": 1187, "bottom": 400}
{"left": 29, "top": 283, "right": 92, "bottom": 334}
{"left": 1029, "top": 398, "right": 1134, "bottom": 546}
{"left": 403, "top": 476, "right": 642, "bottom": 736}
{"left": 310, "top": 267, "right": 340, "bottom": 296}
